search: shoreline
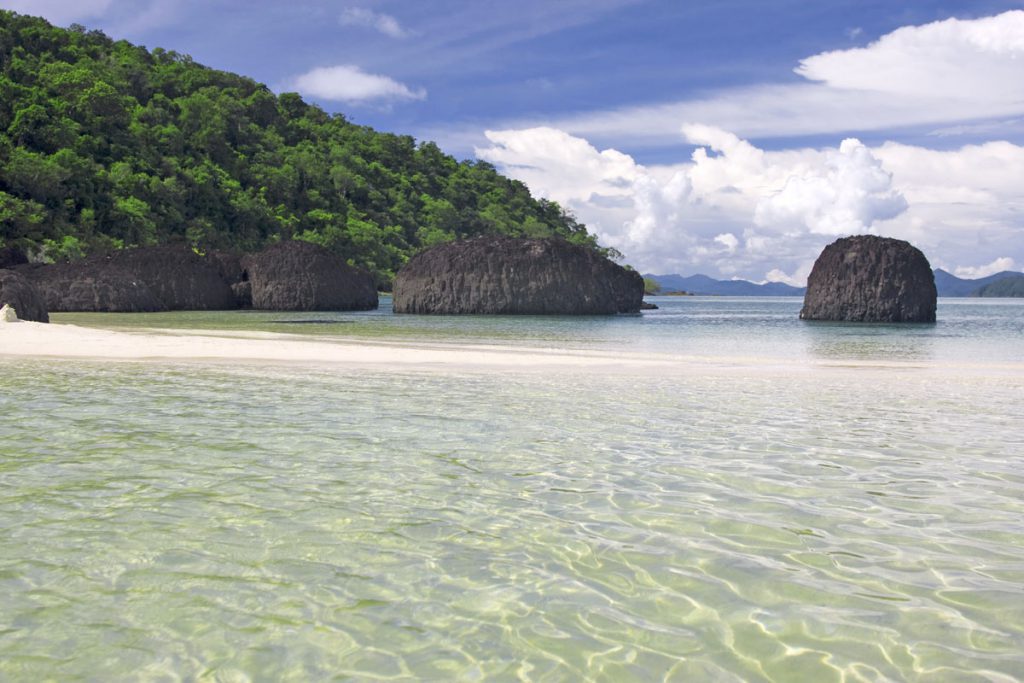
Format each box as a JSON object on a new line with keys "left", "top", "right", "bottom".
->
{"left": 3, "top": 320, "right": 1022, "bottom": 379}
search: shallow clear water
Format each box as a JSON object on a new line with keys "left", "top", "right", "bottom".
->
{"left": 3, "top": 300, "right": 1024, "bottom": 680}
{"left": 53, "top": 296, "right": 1024, "bottom": 364}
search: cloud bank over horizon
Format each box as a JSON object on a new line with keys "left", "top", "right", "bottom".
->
{"left": 477, "top": 126, "right": 1024, "bottom": 285}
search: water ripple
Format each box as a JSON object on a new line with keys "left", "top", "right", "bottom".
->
{"left": 1, "top": 359, "right": 1022, "bottom": 680}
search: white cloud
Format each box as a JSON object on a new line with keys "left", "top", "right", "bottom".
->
{"left": 339, "top": 7, "right": 407, "bottom": 38}
{"left": 872, "top": 140, "right": 1024, "bottom": 273}
{"left": 954, "top": 258, "right": 1018, "bottom": 279}
{"left": 754, "top": 138, "right": 907, "bottom": 235}
{"left": 0, "top": 0, "right": 113, "bottom": 24}
{"left": 507, "top": 10, "right": 1024, "bottom": 149}
{"left": 477, "top": 127, "right": 641, "bottom": 206}
{"left": 476, "top": 125, "right": 1024, "bottom": 284}
{"left": 714, "top": 233, "right": 739, "bottom": 253}
{"left": 765, "top": 264, "right": 815, "bottom": 288}
{"left": 290, "top": 65, "right": 425, "bottom": 103}
{"left": 796, "top": 11, "right": 1024, "bottom": 102}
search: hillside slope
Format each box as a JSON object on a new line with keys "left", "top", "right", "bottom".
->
{"left": 933, "top": 269, "right": 1024, "bottom": 297}
{"left": 645, "top": 273, "right": 806, "bottom": 296}
{"left": 0, "top": 11, "right": 604, "bottom": 285}
{"left": 973, "top": 275, "right": 1024, "bottom": 297}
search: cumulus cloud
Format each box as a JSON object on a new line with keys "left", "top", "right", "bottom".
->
{"left": 290, "top": 65, "right": 425, "bottom": 103}
{"left": 477, "top": 127, "right": 641, "bottom": 205}
{"left": 715, "top": 233, "right": 739, "bottom": 253}
{"left": 765, "top": 264, "right": 815, "bottom": 288}
{"left": 476, "top": 125, "right": 1024, "bottom": 284}
{"left": 0, "top": 0, "right": 113, "bottom": 24}
{"left": 339, "top": 7, "right": 407, "bottom": 38}
{"left": 754, "top": 138, "right": 907, "bottom": 235}
{"left": 872, "top": 140, "right": 1024, "bottom": 272}
{"left": 954, "top": 258, "right": 1018, "bottom": 279}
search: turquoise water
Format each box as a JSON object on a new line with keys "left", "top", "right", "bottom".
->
{"left": 2, "top": 299, "right": 1023, "bottom": 680}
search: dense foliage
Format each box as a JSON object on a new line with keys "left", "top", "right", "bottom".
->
{"left": 0, "top": 11, "right": 606, "bottom": 285}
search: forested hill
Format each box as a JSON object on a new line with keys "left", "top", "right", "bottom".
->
{"left": 0, "top": 11, "right": 605, "bottom": 285}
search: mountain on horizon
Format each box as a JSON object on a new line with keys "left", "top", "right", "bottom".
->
{"left": 645, "top": 273, "right": 805, "bottom": 296}
{"left": 933, "top": 269, "right": 1024, "bottom": 297}
{"left": 648, "top": 269, "right": 1024, "bottom": 298}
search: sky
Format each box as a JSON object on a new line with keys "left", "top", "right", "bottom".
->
{"left": 3, "top": 0, "right": 1023, "bottom": 283}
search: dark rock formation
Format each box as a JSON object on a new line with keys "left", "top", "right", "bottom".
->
{"left": 16, "top": 261, "right": 165, "bottom": 312}
{"left": 14, "top": 246, "right": 235, "bottom": 312}
{"left": 800, "top": 235, "right": 937, "bottom": 322}
{"left": 0, "top": 245, "right": 28, "bottom": 269}
{"left": 246, "top": 241, "right": 378, "bottom": 311}
{"left": 208, "top": 250, "right": 251, "bottom": 308}
{"left": 393, "top": 237, "right": 644, "bottom": 314}
{"left": 0, "top": 269, "right": 50, "bottom": 322}
{"left": 103, "top": 246, "right": 237, "bottom": 310}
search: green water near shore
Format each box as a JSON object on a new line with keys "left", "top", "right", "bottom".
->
{"left": 2, "top": 354, "right": 1023, "bottom": 680}
{"left": 3, "top": 299, "right": 1023, "bottom": 679}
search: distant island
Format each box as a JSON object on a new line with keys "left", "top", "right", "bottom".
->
{"left": 646, "top": 269, "right": 1024, "bottom": 298}
{"left": 973, "top": 275, "right": 1024, "bottom": 297}
{"left": 932, "top": 269, "right": 1024, "bottom": 297}
{"left": 644, "top": 274, "right": 806, "bottom": 296}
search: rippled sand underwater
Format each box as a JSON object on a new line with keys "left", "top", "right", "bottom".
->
{"left": 2, "top": 359, "right": 1023, "bottom": 681}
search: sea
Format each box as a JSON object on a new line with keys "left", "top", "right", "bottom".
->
{"left": 2, "top": 296, "right": 1022, "bottom": 681}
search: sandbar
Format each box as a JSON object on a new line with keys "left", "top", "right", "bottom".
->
{"left": 2, "top": 320, "right": 1021, "bottom": 378}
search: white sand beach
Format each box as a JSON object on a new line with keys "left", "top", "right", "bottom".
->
{"left": 0, "top": 319, "right": 682, "bottom": 372}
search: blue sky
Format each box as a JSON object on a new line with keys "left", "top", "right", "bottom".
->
{"left": 3, "top": 0, "right": 1023, "bottom": 282}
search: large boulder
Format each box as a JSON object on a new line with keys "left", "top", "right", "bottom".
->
{"left": 0, "top": 269, "right": 50, "bottom": 322}
{"left": 102, "top": 246, "right": 237, "bottom": 310}
{"left": 246, "top": 241, "right": 378, "bottom": 311}
{"left": 393, "top": 237, "right": 644, "bottom": 314}
{"left": 800, "top": 235, "right": 937, "bottom": 322}
{"left": 16, "top": 261, "right": 165, "bottom": 312}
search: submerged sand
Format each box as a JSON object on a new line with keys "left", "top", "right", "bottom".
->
{"left": 3, "top": 319, "right": 1023, "bottom": 380}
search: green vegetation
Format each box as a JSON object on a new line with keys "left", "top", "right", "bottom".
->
{"left": 973, "top": 275, "right": 1024, "bottom": 297}
{"left": 0, "top": 11, "right": 607, "bottom": 286}
{"left": 642, "top": 277, "right": 661, "bottom": 295}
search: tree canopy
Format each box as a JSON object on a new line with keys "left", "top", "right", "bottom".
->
{"left": 0, "top": 11, "right": 610, "bottom": 286}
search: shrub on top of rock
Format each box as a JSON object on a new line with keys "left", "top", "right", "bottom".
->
{"left": 800, "top": 235, "right": 937, "bottom": 323}
{"left": 393, "top": 237, "right": 643, "bottom": 314}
